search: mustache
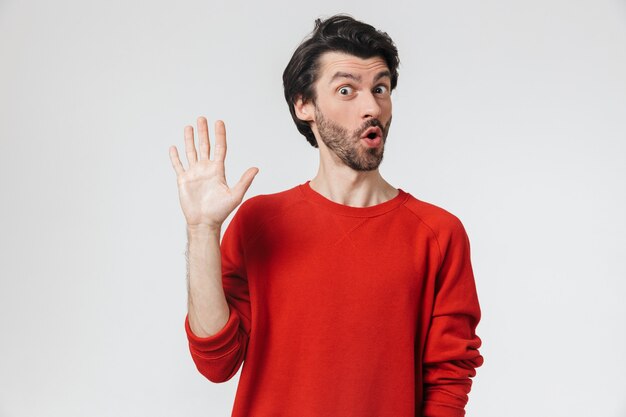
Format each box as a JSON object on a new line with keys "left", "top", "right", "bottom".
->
{"left": 356, "top": 117, "right": 391, "bottom": 136}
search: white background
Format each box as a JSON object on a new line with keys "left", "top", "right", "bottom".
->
{"left": 1, "top": 0, "right": 625, "bottom": 416}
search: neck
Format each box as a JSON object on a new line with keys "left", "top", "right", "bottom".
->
{"left": 309, "top": 155, "right": 398, "bottom": 207}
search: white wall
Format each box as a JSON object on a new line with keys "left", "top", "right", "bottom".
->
{"left": 1, "top": 0, "right": 625, "bottom": 416}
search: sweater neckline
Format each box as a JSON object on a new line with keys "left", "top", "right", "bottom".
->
{"left": 298, "top": 181, "right": 409, "bottom": 217}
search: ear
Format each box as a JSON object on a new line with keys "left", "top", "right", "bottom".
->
{"left": 294, "top": 96, "right": 315, "bottom": 122}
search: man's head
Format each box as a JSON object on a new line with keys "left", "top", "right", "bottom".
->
{"left": 282, "top": 15, "right": 400, "bottom": 152}
{"left": 299, "top": 51, "right": 393, "bottom": 171}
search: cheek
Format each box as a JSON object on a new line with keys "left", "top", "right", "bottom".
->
{"left": 382, "top": 99, "right": 392, "bottom": 115}
{"left": 318, "top": 100, "right": 355, "bottom": 123}
{"left": 317, "top": 96, "right": 343, "bottom": 113}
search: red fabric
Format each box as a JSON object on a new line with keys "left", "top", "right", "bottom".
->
{"left": 185, "top": 182, "right": 483, "bottom": 417}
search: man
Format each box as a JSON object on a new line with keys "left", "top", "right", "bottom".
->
{"left": 169, "top": 15, "right": 483, "bottom": 417}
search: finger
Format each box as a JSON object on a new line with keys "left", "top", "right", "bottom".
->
{"left": 213, "top": 120, "right": 227, "bottom": 162}
{"left": 197, "top": 116, "right": 210, "bottom": 161}
{"left": 184, "top": 125, "right": 198, "bottom": 166}
{"left": 232, "top": 167, "right": 259, "bottom": 200}
{"left": 169, "top": 146, "right": 185, "bottom": 176}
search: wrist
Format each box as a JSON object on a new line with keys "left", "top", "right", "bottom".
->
{"left": 186, "top": 223, "right": 221, "bottom": 236}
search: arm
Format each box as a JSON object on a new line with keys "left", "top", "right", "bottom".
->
{"left": 184, "top": 211, "right": 252, "bottom": 383}
{"left": 422, "top": 218, "right": 484, "bottom": 417}
{"left": 185, "top": 224, "right": 229, "bottom": 337}
{"left": 169, "top": 117, "right": 257, "bottom": 382}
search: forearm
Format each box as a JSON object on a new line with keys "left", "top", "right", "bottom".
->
{"left": 186, "top": 224, "right": 230, "bottom": 337}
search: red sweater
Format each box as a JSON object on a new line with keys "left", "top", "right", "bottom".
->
{"left": 185, "top": 182, "right": 483, "bottom": 417}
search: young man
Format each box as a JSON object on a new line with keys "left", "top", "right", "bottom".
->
{"left": 169, "top": 15, "right": 483, "bottom": 417}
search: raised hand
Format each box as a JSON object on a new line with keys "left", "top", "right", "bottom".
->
{"left": 169, "top": 117, "right": 258, "bottom": 229}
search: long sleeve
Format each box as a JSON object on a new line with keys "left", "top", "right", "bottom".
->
{"left": 422, "top": 217, "right": 484, "bottom": 417}
{"left": 184, "top": 208, "right": 252, "bottom": 383}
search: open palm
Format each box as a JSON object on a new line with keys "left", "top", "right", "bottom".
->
{"left": 169, "top": 117, "right": 258, "bottom": 229}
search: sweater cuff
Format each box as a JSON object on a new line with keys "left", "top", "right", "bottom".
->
{"left": 185, "top": 308, "right": 241, "bottom": 357}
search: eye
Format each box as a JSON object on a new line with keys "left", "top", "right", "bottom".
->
{"left": 374, "top": 85, "right": 389, "bottom": 95}
{"left": 338, "top": 86, "right": 354, "bottom": 96}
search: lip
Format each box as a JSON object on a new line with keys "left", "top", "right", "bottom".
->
{"left": 360, "top": 126, "right": 383, "bottom": 148}
{"left": 361, "top": 126, "right": 383, "bottom": 140}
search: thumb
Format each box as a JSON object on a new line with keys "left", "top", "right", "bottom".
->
{"left": 232, "top": 167, "right": 259, "bottom": 200}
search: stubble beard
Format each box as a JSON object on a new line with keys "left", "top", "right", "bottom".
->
{"left": 314, "top": 106, "right": 392, "bottom": 172}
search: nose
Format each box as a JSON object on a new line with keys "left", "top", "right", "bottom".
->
{"left": 361, "top": 91, "right": 382, "bottom": 120}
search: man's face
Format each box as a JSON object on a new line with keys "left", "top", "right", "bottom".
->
{"left": 308, "top": 52, "right": 393, "bottom": 171}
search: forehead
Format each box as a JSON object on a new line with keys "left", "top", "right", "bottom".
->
{"left": 316, "top": 52, "right": 390, "bottom": 81}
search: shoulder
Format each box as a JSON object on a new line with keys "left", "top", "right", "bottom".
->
{"left": 402, "top": 194, "right": 465, "bottom": 232}
{"left": 227, "top": 184, "right": 307, "bottom": 236}
{"left": 237, "top": 184, "right": 305, "bottom": 217}
{"left": 400, "top": 193, "right": 471, "bottom": 252}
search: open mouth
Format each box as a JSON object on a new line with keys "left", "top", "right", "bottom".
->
{"left": 361, "top": 126, "right": 383, "bottom": 142}
{"left": 360, "top": 126, "right": 383, "bottom": 148}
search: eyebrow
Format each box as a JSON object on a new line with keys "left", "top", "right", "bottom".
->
{"left": 329, "top": 72, "right": 361, "bottom": 84}
{"left": 374, "top": 70, "right": 392, "bottom": 82}
{"left": 328, "top": 70, "right": 391, "bottom": 85}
